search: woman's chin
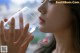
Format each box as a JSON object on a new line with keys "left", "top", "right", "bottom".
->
{"left": 39, "top": 28, "right": 46, "bottom": 32}
{"left": 39, "top": 25, "right": 48, "bottom": 33}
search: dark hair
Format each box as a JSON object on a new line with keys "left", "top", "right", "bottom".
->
{"left": 34, "top": 1, "right": 80, "bottom": 53}
{"left": 69, "top": 4, "right": 80, "bottom": 52}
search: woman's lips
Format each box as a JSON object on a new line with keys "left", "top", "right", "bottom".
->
{"left": 39, "top": 17, "right": 45, "bottom": 24}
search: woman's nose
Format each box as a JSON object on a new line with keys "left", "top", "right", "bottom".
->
{"left": 38, "top": 5, "right": 47, "bottom": 14}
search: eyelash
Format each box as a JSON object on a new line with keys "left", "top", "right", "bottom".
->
{"left": 48, "top": 0, "right": 56, "bottom": 4}
{"left": 41, "top": 0, "right": 55, "bottom": 4}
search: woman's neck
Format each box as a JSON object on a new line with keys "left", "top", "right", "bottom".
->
{"left": 53, "top": 27, "right": 76, "bottom": 53}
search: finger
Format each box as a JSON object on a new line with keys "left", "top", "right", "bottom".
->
{"left": 19, "top": 13, "right": 23, "bottom": 30}
{"left": 0, "top": 21, "right": 2, "bottom": 44}
{"left": 4, "top": 18, "right": 8, "bottom": 22}
{"left": 8, "top": 18, "right": 15, "bottom": 44}
{"left": 0, "top": 22, "right": 1, "bottom": 44}
{"left": 14, "top": 23, "right": 29, "bottom": 45}
{"left": 0, "top": 21, "right": 7, "bottom": 45}
{"left": 21, "top": 35, "right": 34, "bottom": 49}
{"left": 19, "top": 35, "right": 34, "bottom": 53}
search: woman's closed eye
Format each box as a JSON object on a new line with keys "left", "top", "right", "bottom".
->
{"left": 41, "top": 0, "right": 56, "bottom": 4}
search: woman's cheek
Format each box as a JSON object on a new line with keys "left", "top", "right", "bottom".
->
{"left": 39, "top": 15, "right": 72, "bottom": 33}
{"left": 39, "top": 12, "right": 59, "bottom": 32}
{"left": 45, "top": 11, "right": 71, "bottom": 32}
{"left": 45, "top": 18, "right": 60, "bottom": 32}
{"left": 45, "top": 15, "right": 71, "bottom": 33}
{"left": 39, "top": 5, "right": 72, "bottom": 33}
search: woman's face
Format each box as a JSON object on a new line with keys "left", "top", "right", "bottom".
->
{"left": 38, "top": 0, "right": 73, "bottom": 33}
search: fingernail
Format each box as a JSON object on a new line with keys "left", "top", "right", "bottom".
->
{"left": 12, "top": 17, "right": 14, "bottom": 20}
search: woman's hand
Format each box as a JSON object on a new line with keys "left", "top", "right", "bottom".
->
{"left": 0, "top": 16, "right": 34, "bottom": 53}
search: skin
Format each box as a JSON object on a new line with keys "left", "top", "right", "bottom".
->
{"left": 38, "top": 0, "right": 77, "bottom": 53}
{"left": 0, "top": 18, "right": 34, "bottom": 53}
{"left": 0, "top": 0, "right": 78, "bottom": 53}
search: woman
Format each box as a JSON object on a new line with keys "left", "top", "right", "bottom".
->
{"left": 0, "top": 0, "right": 80, "bottom": 53}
